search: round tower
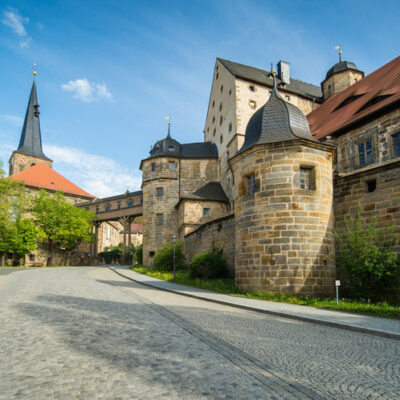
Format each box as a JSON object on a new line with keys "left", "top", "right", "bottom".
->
{"left": 140, "top": 125, "right": 181, "bottom": 266}
{"left": 322, "top": 60, "right": 364, "bottom": 100}
{"left": 230, "top": 77, "right": 336, "bottom": 296}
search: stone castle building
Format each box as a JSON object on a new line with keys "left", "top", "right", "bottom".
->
{"left": 140, "top": 55, "right": 400, "bottom": 297}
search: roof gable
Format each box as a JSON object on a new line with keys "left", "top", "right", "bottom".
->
{"left": 8, "top": 163, "right": 94, "bottom": 199}
{"left": 217, "top": 58, "right": 322, "bottom": 100}
{"left": 308, "top": 56, "right": 400, "bottom": 139}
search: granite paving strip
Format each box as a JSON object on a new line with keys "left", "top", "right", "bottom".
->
{"left": 0, "top": 267, "right": 312, "bottom": 400}
{"left": 110, "top": 265, "right": 400, "bottom": 340}
{"left": 101, "top": 268, "right": 400, "bottom": 399}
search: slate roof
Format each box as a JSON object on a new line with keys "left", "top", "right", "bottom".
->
{"left": 218, "top": 58, "right": 322, "bottom": 101}
{"left": 180, "top": 142, "right": 218, "bottom": 158}
{"left": 16, "top": 81, "right": 51, "bottom": 161}
{"left": 308, "top": 56, "right": 400, "bottom": 139}
{"left": 238, "top": 78, "right": 316, "bottom": 154}
{"left": 177, "top": 182, "right": 229, "bottom": 206}
{"left": 325, "top": 61, "right": 361, "bottom": 80}
{"left": 9, "top": 164, "right": 94, "bottom": 199}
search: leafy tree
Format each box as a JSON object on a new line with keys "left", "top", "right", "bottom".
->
{"left": 153, "top": 240, "right": 186, "bottom": 271}
{"left": 190, "top": 242, "right": 228, "bottom": 280}
{"left": 0, "top": 160, "right": 39, "bottom": 265}
{"left": 31, "top": 190, "right": 95, "bottom": 265}
{"left": 335, "top": 212, "right": 400, "bottom": 303}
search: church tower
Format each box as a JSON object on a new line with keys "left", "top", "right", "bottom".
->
{"left": 9, "top": 72, "right": 52, "bottom": 176}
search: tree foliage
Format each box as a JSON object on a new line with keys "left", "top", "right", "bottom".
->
{"left": 31, "top": 190, "right": 95, "bottom": 265}
{"left": 335, "top": 212, "right": 400, "bottom": 303}
{"left": 0, "top": 160, "right": 40, "bottom": 264}
{"left": 153, "top": 240, "right": 186, "bottom": 271}
{"left": 189, "top": 242, "right": 228, "bottom": 280}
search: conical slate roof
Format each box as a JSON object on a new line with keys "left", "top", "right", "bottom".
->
{"left": 149, "top": 124, "right": 181, "bottom": 158}
{"left": 16, "top": 80, "right": 51, "bottom": 161}
{"left": 325, "top": 61, "right": 360, "bottom": 80}
{"left": 238, "top": 76, "right": 316, "bottom": 154}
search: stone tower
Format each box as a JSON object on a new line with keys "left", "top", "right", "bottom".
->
{"left": 230, "top": 77, "right": 336, "bottom": 296}
{"left": 9, "top": 77, "right": 52, "bottom": 176}
{"left": 321, "top": 60, "right": 364, "bottom": 100}
{"left": 140, "top": 125, "right": 181, "bottom": 266}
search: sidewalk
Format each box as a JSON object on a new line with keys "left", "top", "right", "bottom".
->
{"left": 110, "top": 265, "right": 400, "bottom": 340}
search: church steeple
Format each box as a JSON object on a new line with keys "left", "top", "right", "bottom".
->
{"left": 9, "top": 73, "right": 52, "bottom": 176}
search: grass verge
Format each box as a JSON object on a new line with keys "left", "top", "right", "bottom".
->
{"left": 131, "top": 266, "right": 400, "bottom": 319}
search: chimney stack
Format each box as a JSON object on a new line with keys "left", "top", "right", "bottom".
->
{"left": 277, "top": 61, "right": 290, "bottom": 84}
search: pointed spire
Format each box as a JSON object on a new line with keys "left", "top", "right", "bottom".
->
{"left": 165, "top": 116, "right": 171, "bottom": 138}
{"left": 270, "top": 70, "right": 281, "bottom": 99}
{"left": 16, "top": 75, "right": 51, "bottom": 161}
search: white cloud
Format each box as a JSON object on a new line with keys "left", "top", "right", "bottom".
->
{"left": 44, "top": 144, "right": 141, "bottom": 198}
{"left": 1, "top": 114, "right": 23, "bottom": 127}
{"left": 61, "top": 78, "right": 113, "bottom": 102}
{"left": 2, "top": 9, "right": 31, "bottom": 48}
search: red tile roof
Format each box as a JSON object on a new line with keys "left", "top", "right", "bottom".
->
{"left": 9, "top": 163, "right": 94, "bottom": 199}
{"left": 130, "top": 224, "right": 143, "bottom": 234}
{"left": 308, "top": 56, "right": 400, "bottom": 139}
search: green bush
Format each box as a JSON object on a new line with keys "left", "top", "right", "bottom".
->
{"left": 135, "top": 246, "right": 143, "bottom": 265}
{"left": 335, "top": 212, "right": 400, "bottom": 303}
{"left": 153, "top": 240, "right": 186, "bottom": 271}
{"left": 190, "top": 243, "right": 228, "bottom": 280}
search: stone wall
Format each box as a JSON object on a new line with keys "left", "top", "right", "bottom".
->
{"left": 322, "top": 69, "right": 364, "bottom": 100}
{"left": 141, "top": 156, "right": 219, "bottom": 266}
{"left": 184, "top": 213, "right": 235, "bottom": 275}
{"left": 177, "top": 199, "right": 230, "bottom": 237}
{"left": 231, "top": 140, "right": 336, "bottom": 296}
{"left": 9, "top": 151, "right": 52, "bottom": 176}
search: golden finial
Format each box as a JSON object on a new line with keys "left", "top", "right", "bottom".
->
{"left": 32, "top": 62, "right": 37, "bottom": 78}
{"left": 334, "top": 46, "right": 342, "bottom": 62}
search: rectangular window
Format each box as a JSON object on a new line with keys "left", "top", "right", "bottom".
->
{"left": 151, "top": 162, "right": 156, "bottom": 171}
{"left": 117, "top": 202, "right": 121, "bottom": 209}
{"left": 156, "top": 214, "right": 164, "bottom": 225}
{"left": 169, "top": 161, "right": 175, "bottom": 170}
{"left": 358, "top": 139, "right": 373, "bottom": 166}
{"left": 393, "top": 133, "right": 400, "bottom": 157}
{"left": 249, "top": 85, "right": 255, "bottom": 92}
{"left": 156, "top": 187, "right": 164, "bottom": 197}
{"left": 300, "top": 168, "right": 313, "bottom": 190}
{"left": 249, "top": 100, "right": 257, "bottom": 109}
{"left": 127, "top": 201, "right": 133, "bottom": 207}
{"left": 203, "top": 208, "right": 210, "bottom": 217}
{"left": 29, "top": 254, "right": 35, "bottom": 261}
{"left": 247, "top": 174, "right": 256, "bottom": 194}
{"left": 105, "top": 204, "right": 111, "bottom": 211}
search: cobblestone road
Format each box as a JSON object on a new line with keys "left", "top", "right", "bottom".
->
{"left": 0, "top": 267, "right": 399, "bottom": 400}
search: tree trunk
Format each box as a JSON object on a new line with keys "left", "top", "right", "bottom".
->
{"left": 0, "top": 253, "right": 5, "bottom": 266}
{"left": 48, "top": 243, "right": 55, "bottom": 266}
{"left": 66, "top": 251, "right": 71, "bottom": 266}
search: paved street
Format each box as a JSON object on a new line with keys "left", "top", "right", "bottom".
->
{"left": 0, "top": 267, "right": 399, "bottom": 399}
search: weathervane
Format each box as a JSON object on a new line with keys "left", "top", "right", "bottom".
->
{"left": 334, "top": 46, "right": 343, "bottom": 62}
{"left": 165, "top": 116, "right": 171, "bottom": 137}
{"left": 32, "top": 62, "right": 37, "bottom": 79}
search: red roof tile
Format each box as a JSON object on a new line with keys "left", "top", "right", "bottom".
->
{"left": 9, "top": 164, "right": 94, "bottom": 199}
{"left": 308, "top": 56, "right": 400, "bottom": 139}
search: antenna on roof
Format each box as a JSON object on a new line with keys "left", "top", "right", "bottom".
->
{"left": 334, "top": 46, "right": 342, "bottom": 62}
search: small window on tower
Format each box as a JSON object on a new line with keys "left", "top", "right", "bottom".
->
{"left": 219, "top": 102, "right": 222, "bottom": 111}
{"left": 216, "top": 73, "right": 219, "bottom": 80}
{"left": 213, "top": 128, "right": 216, "bottom": 137}
{"left": 300, "top": 167, "right": 314, "bottom": 190}
{"left": 212, "top": 116, "right": 215, "bottom": 123}
{"left": 219, "top": 115, "right": 223, "bottom": 125}
{"left": 156, "top": 187, "right": 164, "bottom": 197}
{"left": 212, "top": 100, "right": 215, "bottom": 108}
{"left": 229, "top": 123, "right": 232, "bottom": 132}
{"left": 249, "top": 85, "right": 255, "bottom": 92}
{"left": 156, "top": 214, "right": 164, "bottom": 225}
{"left": 249, "top": 100, "right": 257, "bottom": 109}
{"left": 203, "top": 208, "right": 210, "bottom": 217}
{"left": 169, "top": 161, "right": 176, "bottom": 170}
{"left": 247, "top": 174, "right": 256, "bottom": 195}
{"left": 151, "top": 162, "right": 156, "bottom": 171}
{"left": 220, "top": 85, "right": 223, "bottom": 92}
{"left": 393, "top": 133, "right": 400, "bottom": 157}
{"left": 220, "top": 135, "right": 223, "bottom": 144}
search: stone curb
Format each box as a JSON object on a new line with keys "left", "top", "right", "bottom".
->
{"left": 109, "top": 266, "right": 400, "bottom": 341}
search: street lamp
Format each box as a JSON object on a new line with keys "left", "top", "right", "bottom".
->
{"left": 172, "top": 234, "right": 177, "bottom": 282}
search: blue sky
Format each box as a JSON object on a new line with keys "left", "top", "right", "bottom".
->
{"left": 1, "top": 0, "right": 399, "bottom": 197}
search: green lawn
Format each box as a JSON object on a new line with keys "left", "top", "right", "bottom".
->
{"left": 131, "top": 266, "right": 400, "bottom": 319}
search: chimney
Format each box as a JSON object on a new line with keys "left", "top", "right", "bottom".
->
{"left": 277, "top": 61, "right": 290, "bottom": 84}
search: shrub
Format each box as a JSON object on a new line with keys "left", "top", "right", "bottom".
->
{"left": 135, "top": 246, "right": 143, "bottom": 265}
{"left": 153, "top": 240, "right": 186, "bottom": 271}
{"left": 335, "top": 212, "right": 400, "bottom": 303}
{"left": 190, "top": 243, "right": 228, "bottom": 280}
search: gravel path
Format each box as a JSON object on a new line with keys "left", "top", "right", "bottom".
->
{"left": 0, "top": 267, "right": 399, "bottom": 400}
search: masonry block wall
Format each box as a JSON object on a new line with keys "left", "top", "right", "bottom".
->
{"left": 183, "top": 213, "right": 235, "bottom": 275}
{"left": 9, "top": 152, "right": 52, "bottom": 176}
{"left": 231, "top": 141, "right": 336, "bottom": 296}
